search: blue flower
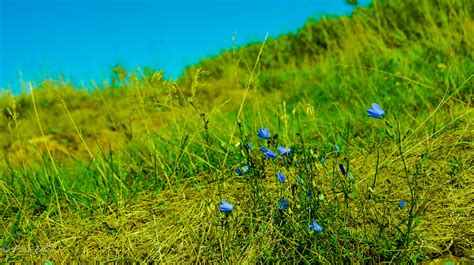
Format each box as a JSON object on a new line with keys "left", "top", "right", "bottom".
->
{"left": 265, "top": 150, "right": 277, "bottom": 159}
{"left": 278, "top": 199, "right": 288, "bottom": 210}
{"left": 276, "top": 172, "right": 285, "bottom": 183}
{"left": 367, "top": 103, "right": 385, "bottom": 119}
{"left": 334, "top": 144, "right": 340, "bottom": 153}
{"left": 219, "top": 200, "right": 234, "bottom": 213}
{"left": 306, "top": 189, "right": 313, "bottom": 197}
{"left": 339, "top": 163, "right": 346, "bottom": 176}
{"left": 236, "top": 165, "right": 249, "bottom": 176}
{"left": 309, "top": 221, "right": 323, "bottom": 233}
{"left": 246, "top": 142, "right": 253, "bottom": 151}
{"left": 257, "top": 126, "right": 271, "bottom": 139}
{"left": 277, "top": 146, "right": 291, "bottom": 156}
{"left": 260, "top": 146, "right": 277, "bottom": 159}
{"left": 398, "top": 199, "right": 407, "bottom": 209}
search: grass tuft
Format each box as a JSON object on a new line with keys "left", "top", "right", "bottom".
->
{"left": 1, "top": 0, "right": 473, "bottom": 262}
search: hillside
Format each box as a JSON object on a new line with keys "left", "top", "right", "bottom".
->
{"left": 0, "top": 0, "right": 472, "bottom": 263}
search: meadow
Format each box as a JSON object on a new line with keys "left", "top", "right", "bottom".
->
{"left": 0, "top": 0, "right": 473, "bottom": 263}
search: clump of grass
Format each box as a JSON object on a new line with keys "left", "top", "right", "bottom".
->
{"left": 1, "top": 0, "right": 473, "bottom": 263}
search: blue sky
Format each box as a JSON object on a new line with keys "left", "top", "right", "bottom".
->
{"left": 0, "top": 0, "right": 370, "bottom": 93}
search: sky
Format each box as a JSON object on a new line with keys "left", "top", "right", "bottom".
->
{"left": 0, "top": 0, "right": 371, "bottom": 93}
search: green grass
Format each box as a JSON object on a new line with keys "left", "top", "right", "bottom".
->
{"left": 0, "top": 0, "right": 473, "bottom": 263}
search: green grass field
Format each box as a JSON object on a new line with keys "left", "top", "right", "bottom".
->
{"left": 1, "top": 0, "right": 473, "bottom": 263}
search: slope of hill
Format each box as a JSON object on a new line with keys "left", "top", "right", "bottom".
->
{"left": 0, "top": 0, "right": 472, "bottom": 263}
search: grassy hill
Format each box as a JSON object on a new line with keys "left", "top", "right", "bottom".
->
{"left": 0, "top": 0, "right": 472, "bottom": 263}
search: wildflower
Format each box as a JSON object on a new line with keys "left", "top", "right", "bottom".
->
{"left": 236, "top": 165, "right": 249, "bottom": 176}
{"left": 260, "top": 146, "right": 277, "bottom": 159}
{"left": 367, "top": 103, "right": 385, "bottom": 119}
{"left": 309, "top": 221, "right": 323, "bottom": 233}
{"left": 277, "top": 146, "right": 291, "bottom": 156}
{"left": 219, "top": 200, "right": 234, "bottom": 213}
{"left": 276, "top": 172, "right": 285, "bottom": 183}
{"left": 334, "top": 144, "right": 340, "bottom": 153}
{"left": 246, "top": 142, "right": 253, "bottom": 151}
{"left": 265, "top": 150, "right": 277, "bottom": 159}
{"left": 306, "top": 189, "right": 313, "bottom": 197}
{"left": 339, "top": 163, "right": 346, "bottom": 176}
{"left": 278, "top": 199, "right": 288, "bottom": 211}
{"left": 398, "top": 199, "right": 407, "bottom": 209}
{"left": 257, "top": 126, "right": 271, "bottom": 139}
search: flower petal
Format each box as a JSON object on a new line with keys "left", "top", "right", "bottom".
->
{"left": 257, "top": 126, "right": 271, "bottom": 139}
{"left": 263, "top": 148, "right": 277, "bottom": 159}
{"left": 219, "top": 200, "right": 234, "bottom": 213}
{"left": 309, "top": 221, "right": 323, "bottom": 233}
{"left": 276, "top": 172, "right": 285, "bottom": 183}
{"left": 277, "top": 146, "right": 291, "bottom": 156}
